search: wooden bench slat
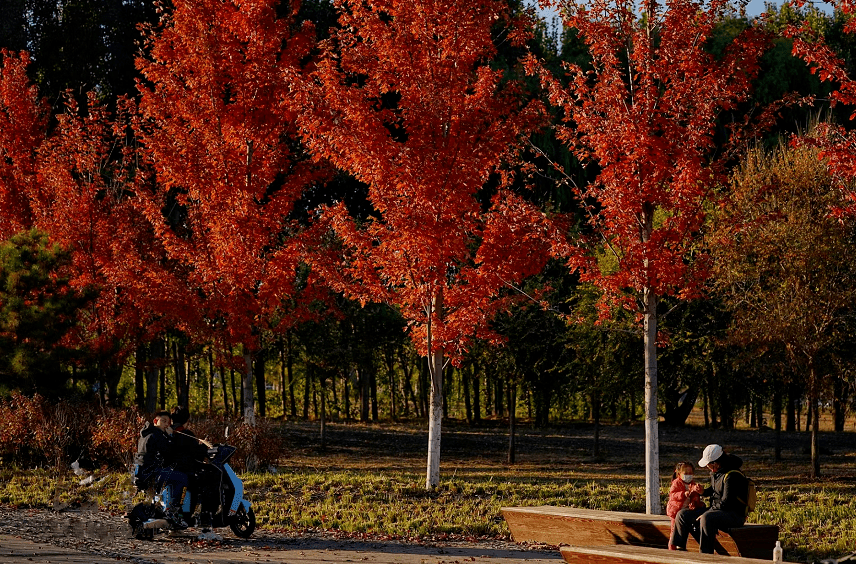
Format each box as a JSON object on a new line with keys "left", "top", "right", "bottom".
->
{"left": 560, "top": 544, "right": 796, "bottom": 564}
{"left": 501, "top": 506, "right": 778, "bottom": 559}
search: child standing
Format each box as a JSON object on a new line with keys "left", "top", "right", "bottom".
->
{"left": 666, "top": 461, "right": 705, "bottom": 550}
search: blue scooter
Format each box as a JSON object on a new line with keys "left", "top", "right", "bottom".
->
{"left": 127, "top": 431, "right": 255, "bottom": 540}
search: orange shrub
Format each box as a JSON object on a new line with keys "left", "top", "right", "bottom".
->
{"left": 0, "top": 396, "right": 282, "bottom": 472}
{"left": 191, "top": 416, "right": 285, "bottom": 472}
{"left": 90, "top": 407, "right": 146, "bottom": 470}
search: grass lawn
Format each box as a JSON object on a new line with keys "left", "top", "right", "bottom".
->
{"left": 2, "top": 418, "right": 855, "bottom": 563}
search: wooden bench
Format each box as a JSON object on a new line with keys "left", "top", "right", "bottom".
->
{"left": 501, "top": 506, "right": 779, "bottom": 559}
{"left": 559, "top": 544, "right": 796, "bottom": 564}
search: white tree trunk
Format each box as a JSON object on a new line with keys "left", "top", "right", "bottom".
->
{"left": 426, "top": 348, "right": 443, "bottom": 489}
{"left": 643, "top": 288, "right": 661, "bottom": 514}
{"left": 243, "top": 352, "right": 256, "bottom": 426}
{"left": 425, "top": 288, "right": 444, "bottom": 490}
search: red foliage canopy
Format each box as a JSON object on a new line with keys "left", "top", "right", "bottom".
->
{"left": 788, "top": 0, "right": 856, "bottom": 217}
{"left": 0, "top": 51, "right": 45, "bottom": 239}
{"left": 0, "top": 51, "right": 179, "bottom": 363}
{"left": 289, "top": 0, "right": 558, "bottom": 359}
{"left": 134, "top": 0, "right": 327, "bottom": 350}
{"left": 528, "top": 0, "right": 768, "bottom": 312}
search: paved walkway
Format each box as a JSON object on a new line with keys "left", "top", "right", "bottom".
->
{"left": 0, "top": 534, "right": 118, "bottom": 564}
{"left": 0, "top": 534, "right": 563, "bottom": 564}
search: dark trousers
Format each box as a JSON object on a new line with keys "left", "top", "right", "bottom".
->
{"left": 190, "top": 464, "right": 222, "bottom": 514}
{"left": 672, "top": 508, "right": 744, "bottom": 553}
{"left": 143, "top": 467, "right": 189, "bottom": 513}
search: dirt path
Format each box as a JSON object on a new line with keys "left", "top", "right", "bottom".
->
{"left": 0, "top": 508, "right": 561, "bottom": 564}
{"left": 0, "top": 533, "right": 563, "bottom": 564}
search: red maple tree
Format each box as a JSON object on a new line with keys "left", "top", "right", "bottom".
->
{"left": 788, "top": 1, "right": 856, "bottom": 217}
{"left": 0, "top": 50, "right": 183, "bottom": 403}
{"left": 526, "top": 0, "right": 767, "bottom": 512}
{"left": 288, "top": 0, "right": 557, "bottom": 488}
{"left": 0, "top": 50, "right": 46, "bottom": 239}
{"left": 134, "top": 0, "right": 326, "bottom": 419}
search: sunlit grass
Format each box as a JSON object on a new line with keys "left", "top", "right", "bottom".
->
{"left": 1, "top": 464, "right": 854, "bottom": 561}
{"left": 3, "top": 418, "right": 856, "bottom": 563}
{"left": 241, "top": 469, "right": 648, "bottom": 538}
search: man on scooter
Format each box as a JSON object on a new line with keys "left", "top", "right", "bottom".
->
{"left": 133, "top": 411, "right": 189, "bottom": 529}
{"left": 170, "top": 406, "right": 220, "bottom": 531}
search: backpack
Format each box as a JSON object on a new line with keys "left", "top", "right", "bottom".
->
{"left": 725, "top": 469, "right": 757, "bottom": 516}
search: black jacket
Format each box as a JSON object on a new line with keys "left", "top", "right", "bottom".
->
{"left": 133, "top": 423, "right": 176, "bottom": 474}
{"left": 171, "top": 426, "right": 208, "bottom": 472}
{"left": 703, "top": 453, "right": 748, "bottom": 519}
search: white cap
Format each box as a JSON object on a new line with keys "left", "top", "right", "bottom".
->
{"left": 698, "top": 444, "right": 723, "bottom": 467}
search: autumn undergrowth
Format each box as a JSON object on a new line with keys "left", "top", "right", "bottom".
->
{"left": 1, "top": 420, "right": 855, "bottom": 563}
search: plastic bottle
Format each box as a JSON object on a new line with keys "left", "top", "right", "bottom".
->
{"left": 773, "top": 541, "right": 783, "bottom": 564}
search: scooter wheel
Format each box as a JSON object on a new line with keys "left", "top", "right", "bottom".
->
{"left": 127, "top": 503, "right": 164, "bottom": 540}
{"left": 229, "top": 506, "right": 256, "bottom": 538}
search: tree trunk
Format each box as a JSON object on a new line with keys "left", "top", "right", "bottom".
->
{"left": 320, "top": 370, "right": 327, "bottom": 450}
{"left": 786, "top": 386, "right": 796, "bottom": 432}
{"left": 104, "top": 363, "right": 123, "bottom": 408}
{"left": 400, "top": 352, "right": 414, "bottom": 417}
{"left": 773, "top": 388, "right": 782, "bottom": 461}
{"left": 255, "top": 354, "right": 266, "bottom": 419}
{"left": 359, "top": 367, "right": 369, "bottom": 422}
{"left": 420, "top": 356, "right": 429, "bottom": 418}
{"left": 643, "top": 287, "right": 662, "bottom": 515}
{"left": 442, "top": 364, "right": 451, "bottom": 421}
{"left": 219, "top": 353, "right": 229, "bottom": 416}
{"left": 631, "top": 389, "right": 637, "bottom": 423}
{"left": 473, "top": 368, "right": 481, "bottom": 422}
{"left": 174, "top": 341, "right": 188, "bottom": 408}
{"left": 135, "top": 346, "right": 146, "bottom": 411}
{"left": 426, "top": 288, "right": 444, "bottom": 490}
{"left": 833, "top": 376, "right": 847, "bottom": 432}
{"left": 344, "top": 369, "right": 351, "bottom": 421}
{"left": 230, "top": 364, "right": 238, "bottom": 417}
{"left": 494, "top": 377, "right": 503, "bottom": 418}
{"left": 720, "top": 382, "right": 732, "bottom": 430}
{"left": 749, "top": 393, "right": 757, "bottom": 427}
{"left": 287, "top": 333, "right": 296, "bottom": 417}
{"left": 463, "top": 364, "right": 473, "bottom": 425}
{"left": 207, "top": 352, "right": 215, "bottom": 412}
{"left": 507, "top": 381, "right": 516, "bottom": 464}
{"left": 385, "top": 351, "right": 397, "bottom": 420}
{"left": 529, "top": 386, "right": 535, "bottom": 420}
{"left": 312, "top": 370, "right": 318, "bottom": 419}
{"left": 279, "top": 339, "right": 287, "bottom": 419}
{"left": 159, "top": 365, "right": 166, "bottom": 410}
{"left": 796, "top": 395, "right": 802, "bottom": 432}
{"left": 592, "top": 390, "right": 601, "bottom": 458}
{"left": 332, "top": 371, "right": 340, "bottom": 420}
{"left": 145, "top": 341, "right": 160, "bottom": 413}
{"left": 303, "top": 366, "right": 311, "bottom": 419}
{"left": 810, "top": 361, "right": 820, "bottom": 478}
{"left": 370, "top": 367, "right": 378, "bottom": 421}
{"left": 242, "top": 352, "right": 256, "bottom": 425}
{"left": 756, "top": 396, "right": 764, "bottom": 429}
{"left": 805, "top": 392, "right": 812, "bottom": 432}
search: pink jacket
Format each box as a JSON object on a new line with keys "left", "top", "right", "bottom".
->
{"left": 666, "top": 477, "right": 704, "bottom": 519}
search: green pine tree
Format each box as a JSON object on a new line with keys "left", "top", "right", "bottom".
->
{"left": 0, "top": 229, "right": 95, "bottom": 396}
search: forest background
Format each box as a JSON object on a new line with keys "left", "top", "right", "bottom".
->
{"left": 2, "top": 0, "right": 856, "bottom": 513}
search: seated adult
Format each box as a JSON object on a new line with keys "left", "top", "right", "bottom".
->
{"left": 133, "top": 411, "right": 189, "bottom": 529}
{"left": 170, "top": 406, "right": 219, "bottom": 531}
{"left": 670, "top": 444, "right": 749, "bottom": 553}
